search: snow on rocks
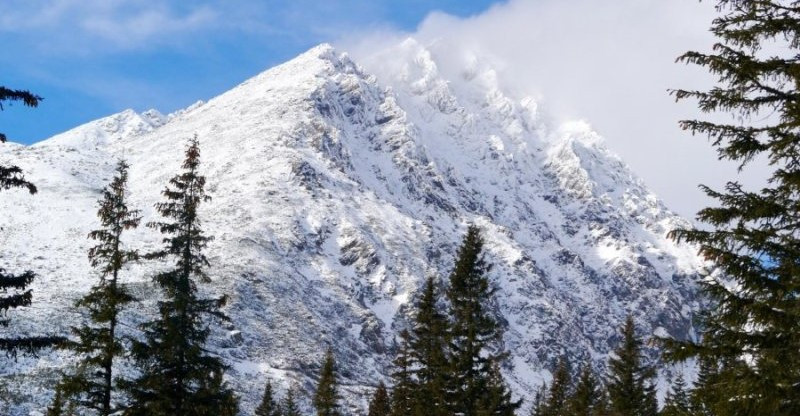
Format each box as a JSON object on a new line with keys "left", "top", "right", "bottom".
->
{"left": 0, "top": 40, "right": 702, "bottom": 414}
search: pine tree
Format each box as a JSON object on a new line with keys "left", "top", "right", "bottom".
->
{"left": 542, "top": 357, "right": 572, "bottom": 416}
{"left": 46, "top": 381, "right": 79, "bottom": 416}
{"left": 368, "top": 381, "right": 391, "bottom": 416}
{"left": 0, "top": 86, "right": 40, "bottom": 194}
{"left": 390, "top": 331, "right": 417, "bottom": 416}
{"left": 477, "top": 361, "right": 518, "bottom": 416}
{"left": 56, "top": 160, "right": 139, "bottom": 415}
{"left": 124, "top": 137, "right": 238, "bottom": 416}
{"left": 593, "top": 392, "right": 612, "bottom": 416}
{"left": 407, "top": 276, "right": 449, "bottom": 416}
{"left": 688, "top": 356, "right": 715, "bottom": 416}
{"left": 283, "top": 387, "right": 302, "bottom": 416}
{"left": 687, "top": 355, "right": 731, "bottom": 416}
{"left": 0, "top": 86, "right": 63, "bottom": 357}
{"left": 567, "top": 363, "right": 602, "bottom": 416}
{"left": 0, "top": 86, "right": 41, "bottom": 145}
{"left": 0, "top": 268, "right": 64, "bottom": 356}
{"left": 660, "top": 373, "right": 691, "bottom": 416}
{"left": 662, "top": 1, "right": 800, "bottom": 414}
{"left": 446, "top": 225, "right": 518, "bottom": 415}
{"left": 46, "top": 387, "right": 67, "bottom": 416}
{"left": 314, "top": 348, "right": 341, "bottom": 416}
{"left": 530, "top": 385, "right": 547, "bottom": 416}
{"left": 256, "top": 379, "right": 280, "bottom": 416}
{"left": 607, "top": 316, "right": 656, "bottom": 416}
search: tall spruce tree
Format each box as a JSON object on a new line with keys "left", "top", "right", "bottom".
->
{"left": 687, "top": 355, "right": 732, "bottom": 416}
{"left": 368, "top": 381, "right": 391, "bottom": 416}
{"left": 56, "top": 160, "right": 140, "bottom": 415}
{"left": 662, "top": 1, "right": 800, "bottom": 414}
{"left": 407, "top": 276, "right": 449, "bottom": 416}
{"left": 660, "top": 373, "right": 691, "bottom": 416}
{"left": 542, "top": 357, "right": 572, "bottom": 416}
{"left": 0, "top": 86, "right": 63, "bottom": 357}
{"left": 124, "top": 137, "right": 237, "bottom": 416}
{"left": 530, "top": 385, "right": 547, "bottom": 416}
{"left": 314, "top": 348, "right": 341, "bottom": 416}
{"left": 390, "top": 331, "right": 417, "bottom": 416}
{"left": 445, "top": 225, "right": 518, "bottom": 415}
{"left": 46, "top": 383, "right": 78, "bottom": 416}
{"left": 477, "top": 361, "right": 518, "bottom": 416}
{"left": 283, "top": 387, "right": 301, "bottom": 416}
{"left": 567, "top": 363, "right": 602, "bottom": 416}
{"left": 607, "top": 317, "right": 656, "bottom": 416}
{"left": 255, "top": 379, "right": 280, "bottom": 416}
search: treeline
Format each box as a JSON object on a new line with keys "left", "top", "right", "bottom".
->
{"left": 246, "top": 229, "right": 705, "bottom": 416}
{"left": 248, "top": 227, "right": 676, "bottom": 416}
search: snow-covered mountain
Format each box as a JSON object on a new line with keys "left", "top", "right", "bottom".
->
{"left": 0, "top": 39, "right": 702, "bottom": 415}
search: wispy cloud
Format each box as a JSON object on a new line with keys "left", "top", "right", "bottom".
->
{"left": 0, "top": 0, "right": 217, "bottom": 51}
{"left": 339, "top": 0, "right": 767, "bottom": 219}
{"left": 0, "top": 0, "right": 400, "bottom": 54}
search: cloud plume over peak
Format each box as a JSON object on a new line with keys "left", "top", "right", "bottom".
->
{"left": 339, "top": 0, "right": 766, "bottom": 220}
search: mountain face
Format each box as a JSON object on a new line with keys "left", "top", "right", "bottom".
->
{"left": 0, "top": 39, "right": 702, "bottom": 414}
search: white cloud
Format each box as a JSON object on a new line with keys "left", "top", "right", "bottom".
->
{"left": 79, "top": 6, "right": 216, "bottom": 48}
{"left": 0, "top": 0, "right": 217, "bottom": 50}
{"left": 338, "top": 0, "right": 770, "bottom": 220}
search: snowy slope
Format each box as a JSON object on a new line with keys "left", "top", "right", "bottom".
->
{"left": 0, "top": 40, "right": 702, "bottom": 415}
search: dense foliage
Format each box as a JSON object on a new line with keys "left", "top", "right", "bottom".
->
{"left": 664, "top": 1, "right": 800, "bottom": 414}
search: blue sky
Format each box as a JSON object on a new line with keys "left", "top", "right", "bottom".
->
{"left": 1, "top": 0, "right": 500, "bottom": 144}
{"left": 1, "top": 0, "right": 763, "bottom": 219}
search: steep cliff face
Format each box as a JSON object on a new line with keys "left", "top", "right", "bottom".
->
{"left": 0, "top": 40, "right": 702, "bottom": 414}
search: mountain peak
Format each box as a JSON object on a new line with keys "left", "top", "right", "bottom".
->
{"left": 35, "top": 108, "right": 165, "bottom": 149}
{"left": 0, "top": 40, "right": 702, "bottom": 414}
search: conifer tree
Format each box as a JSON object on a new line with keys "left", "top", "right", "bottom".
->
{"left": 607, "top": 317, "right": 656, "bottom": 416}
{"left": 530, "top": 385, "right": 547, "bottom": 416}
{"left": 542, "top": 357, "right": 571, "bottom": 416}
{"left": 662, "top": 1, "right": 800, "bottom": 414}
{"left": 390, "top": 331, "right": 417, "bottom": 416}
{"left": 0, "top": 268, "right": 64, "bottom": 356}
{"left": 477, "top": 361, "right": 518, "bottom": 416}
{"left": 56, "top": 160, "right": 139, "bottom": 415}
{"left": 687, "top": 355, "right": 730, "bottom": 416}
{"left": 46, "top": 380, "right": 79, "bottom": 416}
{"left": 256, "top": 379, "right": 280, "bottom": 416}
{"left": 446, "top": 225, "right": 518, "bottom": 415}
{"left": 0, "top": 86, "right": 41, "bottom": 145}
{"left": 567, "top": 363, "right": 602, "bottom": 416}
{"left": 124, "top": 137, "right": 238, "bottom": 416}
{"left": 688, "top": 357, "right": 715, "bottom": 416}
{"left": 314, "top": 348, "right": 341, "bottom": 416}
{"left": 407, "top": 276, "right": 449, "bottom": 416}
{"left": 0, "top": 86, "right": 63, "bottom": 357}
{"left": 593, "top": 392, "right": 612, "bottom": 416}
{"left": 368, "top": 381, "right": 391, "bottom": 416}
{"left": 660, "top": 373, "right": 690, "bottom": 416}
{"left": 283, "top": 387, "right": 301, "bottom": 416}
{"left": 0, "top": 86, "right": 40, "bottom": 194}
{"left": 46, "top": 387, "right": 67, "bottom": 416}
